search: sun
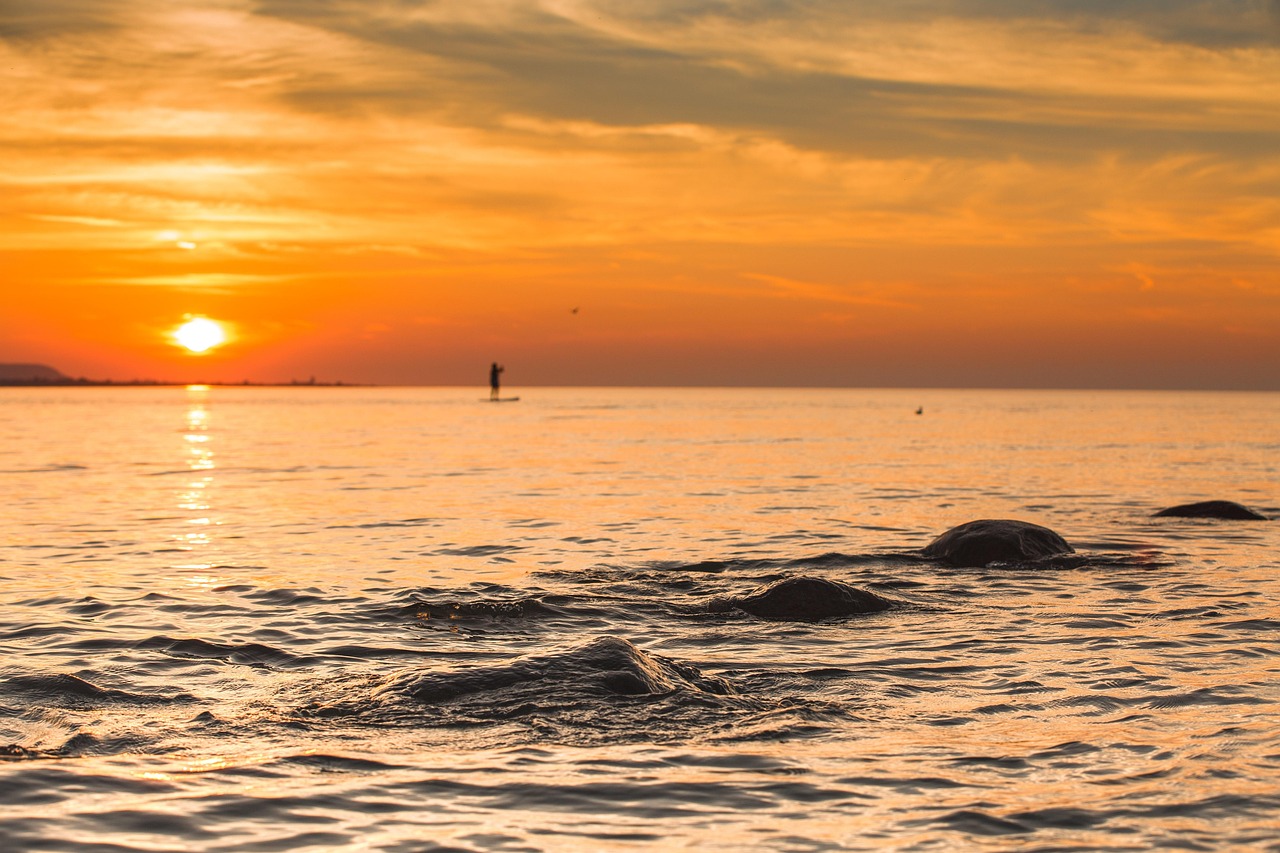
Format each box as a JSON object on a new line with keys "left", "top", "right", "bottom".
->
{"left": 173, "top": 317, "right": 227, "bottom": 354}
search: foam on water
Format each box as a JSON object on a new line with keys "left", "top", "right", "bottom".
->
{"left": 1, "top": 387, "right": 1277, "bottom": 851}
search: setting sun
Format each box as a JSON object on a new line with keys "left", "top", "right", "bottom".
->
{"left": 173, "top": 318, "right": 227, "bottom": 354}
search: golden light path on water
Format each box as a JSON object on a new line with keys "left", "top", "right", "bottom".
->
{"left": 172, "top": 385, "right": 221, "bottom": 589}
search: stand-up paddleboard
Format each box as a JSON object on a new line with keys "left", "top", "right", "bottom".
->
{"left": 481, "top": 397, "right": 520, "bottom": 402}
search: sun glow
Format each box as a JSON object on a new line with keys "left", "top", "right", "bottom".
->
{"left": 173, "top": 318, "right": 227, "bottom": 354}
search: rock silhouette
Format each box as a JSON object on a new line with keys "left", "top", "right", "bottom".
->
{"left": 374, "top": 636, "right": 734, "bottom": 703}
{"left": 922, "top": 519, "right": 1074, "bottom": 567}
{"left": 1153, "top": 500, "right": 1268, "bottom": 520}
{"left": 731, "top": 577, "right": 892, "bottom": 620}
{"left": 0, "top": 363, "right": 65, "bottom": 383}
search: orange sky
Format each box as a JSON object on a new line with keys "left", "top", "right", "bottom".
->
{"left": 2, "top": 0, "right": 1279, "bottom": 387}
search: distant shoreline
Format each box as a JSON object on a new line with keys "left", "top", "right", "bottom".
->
{"left": 1, "top": 380, "right": 1276, "bottom": 392}
{"left": 0, "top": 379, "right": 359, "bottom": 388}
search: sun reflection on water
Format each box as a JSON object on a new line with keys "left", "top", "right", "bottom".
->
{"left": 174, "top": 386, "right": 218, "bottom": 553}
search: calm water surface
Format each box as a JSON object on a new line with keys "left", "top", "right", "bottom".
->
{"left": 1, "top": 387, "right": 1277, "bottom": 851}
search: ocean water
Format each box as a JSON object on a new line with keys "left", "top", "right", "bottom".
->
{"left": 1, "top": 386, "right": 1277, "bottom": 852}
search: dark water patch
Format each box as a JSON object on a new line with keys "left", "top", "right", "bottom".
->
{"left": 928, "top": 809, "right": 1031, "bottom": 836}
{"left": 1009, "top": 806, "right": 1129, "bottom": 835}
{"left": 862, "top": 664, "right": 986, "bottom": 683}
{"left": 1144, "top": 687, "right": 1269, "bottom": 709}
{"left": 640, "top": 557, "right": 783, "bottom": 574}
{"left": 278, "top": 753, "right": 409, "bottom": 774}
{"left": 1041, "top": 695, "right": 1131, "bottom": 717}
{"left": 0, "top": 764, "right": 171, "bottom": 803}
{"left": 135, "top": 636, "right": 316, "bottom": 669}
{"left": 326, "top": 517, "right": 445, "bottom": 529}
{"left": 86, "top": 808, "right": 215, "bottom": 840}
{"left": 0, "top": 464, "right": 88, "bottom": 474}
{"left": 0, "top": 624, "right": 72, "bottom": 642}
{"left": 936, "top": 551, "right": 1169, "bottom": 574}
{"left": 763, "top": 529, "right": 846, "bottom": 544}
{"left": 1214, "top": 618, "right": 1280, "bottom": 632}
{"left": 1059, "top": 617, "right": 1132, "bottom": 630}
{"left": 838, "top": 774, "right": 971, "bottom": 792}
{"left": 432, "top": 545, "right": 525, "bottom": 558}
{"left": 1, "top": 672, "right": 193, "bottom": 708}
{"left": 1031, "top": 741, "right": 1103, "bottom": 761}
{"left": 375, "top": 588, "right": 580, "bottom": 631}
{"left": 242, "top": 587, "right": 331, "bottom": 607}
{"left": 187, "top": 791, "right": 352, "bottom": 826}
{"left": 485, "top": 778, "right": 835, "bottom": 816}
{"left": 47, "top": 636, "right": 144, "bottom": 655}
{"left": 1154, "top": 605, "right": 1233, "bottom": 621}
{"left": 65, "top": 598, "right": 113, "bottom": 617}
{"left": 1119, "top": 791, "right": 1280, "bottom": 821}
{"left": 151, "top": 601, "right": 249, "bottom": 618}
{"left": 950, "top": 755, "right": 1031, "bottom": 771}
{"left": 315, "top": 643, "right": 441, "bottom": 661}
{"left": 783, "top": 551, "right": 923, "bottom": 570}
{"left": 15, "top": 594, "right": 79, "bottom": 607}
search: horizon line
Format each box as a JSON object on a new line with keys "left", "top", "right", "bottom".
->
{"left": 2, "top": 380, "right": 1277, "bottom": 393}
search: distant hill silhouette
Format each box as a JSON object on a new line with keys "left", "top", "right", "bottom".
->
{"left": 0, "top": 363, "right": 356, "bottom": 387}
{"left": 0, "top": 363, "right": 66, "bottom": 382}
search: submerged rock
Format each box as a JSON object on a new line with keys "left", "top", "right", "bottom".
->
{"left": 374, "top": 636, "right": 733, "bottom": 704}
{"left": 1153, "top": 500, "right": 1268, "bottom": 521}
{"left": 733, "top": 577, "right": 892, "bottom": 620}
{"left": 922, "top": 519, "right": 1074, "bottom": 567}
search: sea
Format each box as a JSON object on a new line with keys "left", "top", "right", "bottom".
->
{"left": 1, "top": 386, "right": 1277, "bottom": 852}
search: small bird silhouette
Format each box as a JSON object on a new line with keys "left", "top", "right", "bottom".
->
{"left": 915, "top": 406, "right": 923, "bottom": 415}
{"left": 571, "top": 307, "right": 579, "bottom": 314}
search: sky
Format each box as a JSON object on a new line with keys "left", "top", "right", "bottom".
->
{"left": 2, "top": 0, "right": 1279, "bottom": 388}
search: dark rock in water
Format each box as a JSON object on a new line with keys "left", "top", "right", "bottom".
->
{"left": 733, "top": 577, "right": 892, "bottom": 620}
{"left": 1153, "top": 500, "right": 1268, "bottom": 521}
{"left": 375, "top": 636, "right": 734, "bottom": 704}
{"left": 922, "top": 519, "right": 1073, "bottom": 567}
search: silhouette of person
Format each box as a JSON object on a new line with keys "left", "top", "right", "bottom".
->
{"left": 489, "top": 362, "right": 504, "bottom": 400}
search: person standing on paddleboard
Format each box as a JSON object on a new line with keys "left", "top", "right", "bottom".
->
{"left": 489, "top": 362, "right": 504, "bottom": 400}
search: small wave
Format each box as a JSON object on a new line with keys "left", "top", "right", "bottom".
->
{"left": 377, "top": 587, "right": 570, "bottom": 626}
{"left": 1144, "top": 687, "right": 1269, "bottom": 709}
{"left": 1, "top": 673, "right": 194, "bottom": 707}
{"left": 929, "top": 809, "right": 1030, "bottom": 836}
{"left": 277, "top": 753, "right": 409, "bottom": 773}
{"left": 326, "top": 517, "right": 444, "bottom": 530}
{"left": 241, "top": 587, "right": 330, "bottom": 607}
{"left": 135, "top": 636, "right": 316, "bottom": 669}
{"left": 652, "top": 558, "right": 763, "bottom": 574}
{"left": 432, "top": 544, "right": 525, "bottom": 557}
